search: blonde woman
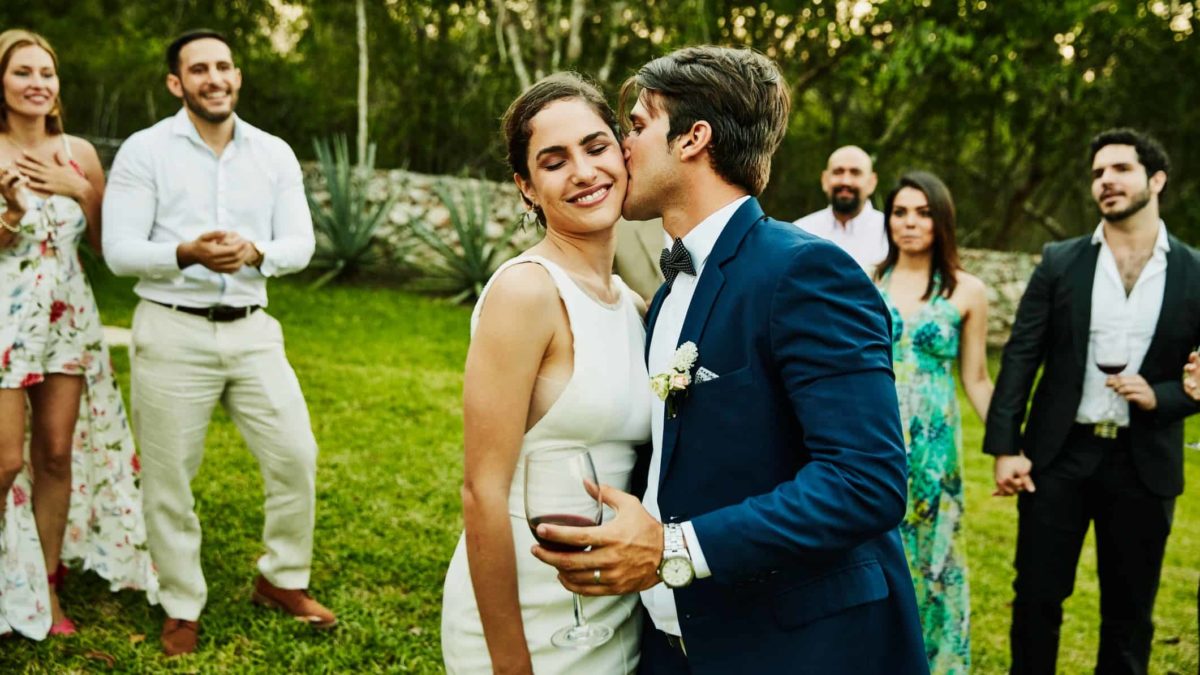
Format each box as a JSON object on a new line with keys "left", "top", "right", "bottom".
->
{"left": 0, "top": 28, "right": 156, "bottom": 640}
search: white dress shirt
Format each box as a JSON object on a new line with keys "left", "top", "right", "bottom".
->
{"left": 103, "top": 108, "right": 315, "bottom": 307}
{"left": 641, "top": 195, "right": 748, "bottom": 636}
{"left": 793, "top": 202, "right": 887, "bottom": 271}
{"left": 1075, "top": 222, "right": 1169, "bottom": 425}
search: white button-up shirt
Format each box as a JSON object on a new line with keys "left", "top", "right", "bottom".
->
{"left": 103, "top": 108, "right": 314, "bottom": 307}
{"left": 794, "top": 202, "right": 887, "bottom": 271}
{"left": 641, "top": 196, "right": 748, "bottom": 636}
{"left": 1075, "top": 222, "right": 1169, "bottom": 425}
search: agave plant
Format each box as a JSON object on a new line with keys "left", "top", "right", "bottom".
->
{"left": 408, "top": 180, "right": 521, "bottom": 304}
{"left": 306, "top": 135, "right": 398, "bottom": 287}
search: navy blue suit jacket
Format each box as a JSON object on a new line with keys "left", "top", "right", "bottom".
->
{"left": 640, "top": 199, "right": 927, "bottom": 674}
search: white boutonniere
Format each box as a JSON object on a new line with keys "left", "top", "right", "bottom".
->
{"left": 650, "top": 341, "right": 698, "bottom": 418}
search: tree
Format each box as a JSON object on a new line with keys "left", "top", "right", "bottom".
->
{"left": 7, "top": 0, "right": 1196, "bottom": 248}
{"left": 356, "top": 0, "right": 369, "bottom": 168}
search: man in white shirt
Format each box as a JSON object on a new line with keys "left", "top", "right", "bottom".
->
{"left": 103, "top": 30, "right": 335, "bottom": 656}
{"left": 984, "top": 128, "right": 1200, "bottom": 675}
{"left": 793, "top": 145, "right": 887, "bottom": 270}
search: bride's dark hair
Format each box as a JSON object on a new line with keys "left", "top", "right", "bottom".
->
{"left": 502, "top": 72, "right": 619, "bottom": 226}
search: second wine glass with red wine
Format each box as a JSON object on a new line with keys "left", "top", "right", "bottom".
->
{"left": 524, "top": 444, "right": 613, "bottom": 649}
{"left": 1093, "top": 329, "right": 1129, "bottom": 439}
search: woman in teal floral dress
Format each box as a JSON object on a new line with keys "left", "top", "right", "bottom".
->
{"left": 874, "top": 171, "right": 993, "bottom": 674}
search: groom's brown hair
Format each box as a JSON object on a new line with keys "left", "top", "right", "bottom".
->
{"left": 619, "top": 46, "right": 790, "bottom": 196}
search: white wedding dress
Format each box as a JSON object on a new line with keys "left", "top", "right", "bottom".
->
{"left": 441, "top": 255, "right": 652, "bottom": 674}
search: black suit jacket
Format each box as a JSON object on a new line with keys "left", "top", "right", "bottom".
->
{"left": 983, "top": 232, "right": 1200, "bottom": 497}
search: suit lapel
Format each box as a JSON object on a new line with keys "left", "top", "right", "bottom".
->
{"left": 1069, "top": 240, "right": 1101, "bottom": 366}
{"left": 1140, "top": 235, "right": 1187, "bottom": 374}
{"left": 659, "top": 198, "right": 765, "bottom": 489}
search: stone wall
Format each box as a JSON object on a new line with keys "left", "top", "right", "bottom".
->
{"left": 322, "top": 168, "right": 1039, "bottom": 347}
{"left": 958, "top": 248, "right": 1040, "bottom": 347}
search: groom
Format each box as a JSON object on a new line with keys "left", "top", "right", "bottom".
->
{"left": 533, "top": 47, "right": 926, "bottom": 674}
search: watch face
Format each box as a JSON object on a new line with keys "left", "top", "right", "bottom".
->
{"left": 662, "top": 557, "right": 694, "bottom": 587}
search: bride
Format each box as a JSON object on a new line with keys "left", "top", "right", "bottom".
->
{"left": 440, "top": 73, "right": 651, "bottom": 674}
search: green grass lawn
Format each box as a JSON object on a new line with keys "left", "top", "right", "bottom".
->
{"left": 2, "top": 269, "right": 1196, "bottom": 673}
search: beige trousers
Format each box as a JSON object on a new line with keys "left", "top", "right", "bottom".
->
{"left": 130, "top": 300, "right": 318, "bottom": 620}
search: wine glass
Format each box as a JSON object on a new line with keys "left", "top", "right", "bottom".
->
{"left": 524, "top": 445, "right": 613, "bottom": 649}
{"left": 1093, "top": 330, "right": 1129, "bottom": 439}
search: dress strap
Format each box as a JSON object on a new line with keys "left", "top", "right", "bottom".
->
{"left": 930, "top": 270, "right": 945, "bottom": 298}
{"left": 58, "top": 135, "right": 87, "bottom": 178}
{"left": 470, "top": 255, "right": 580, "bottom": 337}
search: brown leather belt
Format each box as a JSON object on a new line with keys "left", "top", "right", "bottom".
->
{"left": 151, "top": 300, "right": 261, "bottom": 322}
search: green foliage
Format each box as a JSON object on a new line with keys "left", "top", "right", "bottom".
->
{"left": 408, "top": 180, "right": 520, "bottom": 304}
{"left": 306, "top": 135, "right": 398, "bottom": 287}
{"left": 6, "top": 1, "right": 1199, "bottom": 249}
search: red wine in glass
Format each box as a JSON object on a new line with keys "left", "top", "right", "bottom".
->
{"left": 1092, "top": 330, "right": 1129, "bottom": 438}
{"left": 529, "top": 514, "right": 600, "bottom": 552}
{"left": 524, "top": 444, "right": 613, "bottom": 648}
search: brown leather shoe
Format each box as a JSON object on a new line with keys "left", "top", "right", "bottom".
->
{"left": 251, "top": 575, "right": 337, "bottom": 629}
{"left": 161, "top": 617, "right": 199, "bottom": 656}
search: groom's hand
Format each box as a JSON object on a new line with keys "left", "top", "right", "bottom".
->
{"left": 530, "top": 485, "right": 664, "bottom": 596}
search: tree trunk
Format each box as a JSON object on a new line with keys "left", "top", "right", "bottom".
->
{"left": 494, "top": 0, "right": 532, "bottom": 89}
{"left": 566, "top": 0, "right": 585, "bottom": 62}
{"left": 356, "top": 0, "right": 369, "bottom": 168}
{"left": 597, "top": 1, "right": 625, "bottom": 84}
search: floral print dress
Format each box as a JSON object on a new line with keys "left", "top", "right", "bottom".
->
{"left": 879, "top": 273, "right": 970, "bottom": 674}
{"left": 0, "top": 174, "right": 158, "bottom": 639}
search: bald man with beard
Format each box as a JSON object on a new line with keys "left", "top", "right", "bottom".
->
{"left": 794, "top": 145, "right": 887, "bottom": 272}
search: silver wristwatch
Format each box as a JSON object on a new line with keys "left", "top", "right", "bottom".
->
{"left": 657, "top": 523, "right": 695, "bottom": 588}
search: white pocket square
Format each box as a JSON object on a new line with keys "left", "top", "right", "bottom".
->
{"left": 695, "top": 366, "right": 719, "bottom": 383}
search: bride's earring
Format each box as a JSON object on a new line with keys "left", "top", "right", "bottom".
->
{"left": 521, "top": 203, "right": 539, "bottom": 228}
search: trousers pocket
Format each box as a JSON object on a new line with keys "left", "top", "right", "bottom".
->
{"left": 772, "top": 559, "right": 889, "bottom": 630}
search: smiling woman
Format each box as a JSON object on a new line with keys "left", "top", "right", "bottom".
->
{"left": 441, "top": 72, "right": 651, "bottom": 674}
{"left": 0, "top": 28, "right": 157, "bottom": 642}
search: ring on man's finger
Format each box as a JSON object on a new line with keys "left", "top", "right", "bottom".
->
{"left": 593, "top": 569, "right": 602, "bottom": 584}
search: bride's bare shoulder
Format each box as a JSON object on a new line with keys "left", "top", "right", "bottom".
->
{"left": 476, "top": 261, "right": 561, "bottom": 325}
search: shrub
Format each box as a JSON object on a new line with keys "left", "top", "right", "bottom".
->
{"left": 306, "top": 135, "right": 398, "bottom": 287}
{"left": 408, "top": 180, "right": 521, "bottom": 304}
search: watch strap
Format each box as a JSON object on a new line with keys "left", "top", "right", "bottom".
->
{"left": 664, "top": 522, "right": 688, "bottom": 556}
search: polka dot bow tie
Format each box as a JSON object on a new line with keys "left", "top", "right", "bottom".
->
{"left": 659, "top": 238, "right": 696, "bottom": 288}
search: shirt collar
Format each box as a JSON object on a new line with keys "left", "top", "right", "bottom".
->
{"left": 1091, "top": 220, "right": 1170, "bottom": 253}
{"left": 170, "top": 107, "right": 247, "bottom": 147}
{"left": 663, "top": 195, "right": 751, "bottom": 272}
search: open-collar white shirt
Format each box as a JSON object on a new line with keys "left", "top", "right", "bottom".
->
{"left": 641, "top": 195, "right": 748, "bottom": 637}
{"left": 1075, "top": 221, "right": 1169, "bottom": 425}
{"left": 103, "top": 108, "right": 315, "bottom": 308}
{"left": 793, "top": 202, "right": 887, "bottom": 272}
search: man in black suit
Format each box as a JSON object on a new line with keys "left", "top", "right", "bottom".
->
{"left": 984, "top": 128, "right": 1200, "bottom": 675}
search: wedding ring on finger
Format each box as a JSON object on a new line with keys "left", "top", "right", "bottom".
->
{"left": 593, "top": 569, "right": 602, "bottom": 584}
